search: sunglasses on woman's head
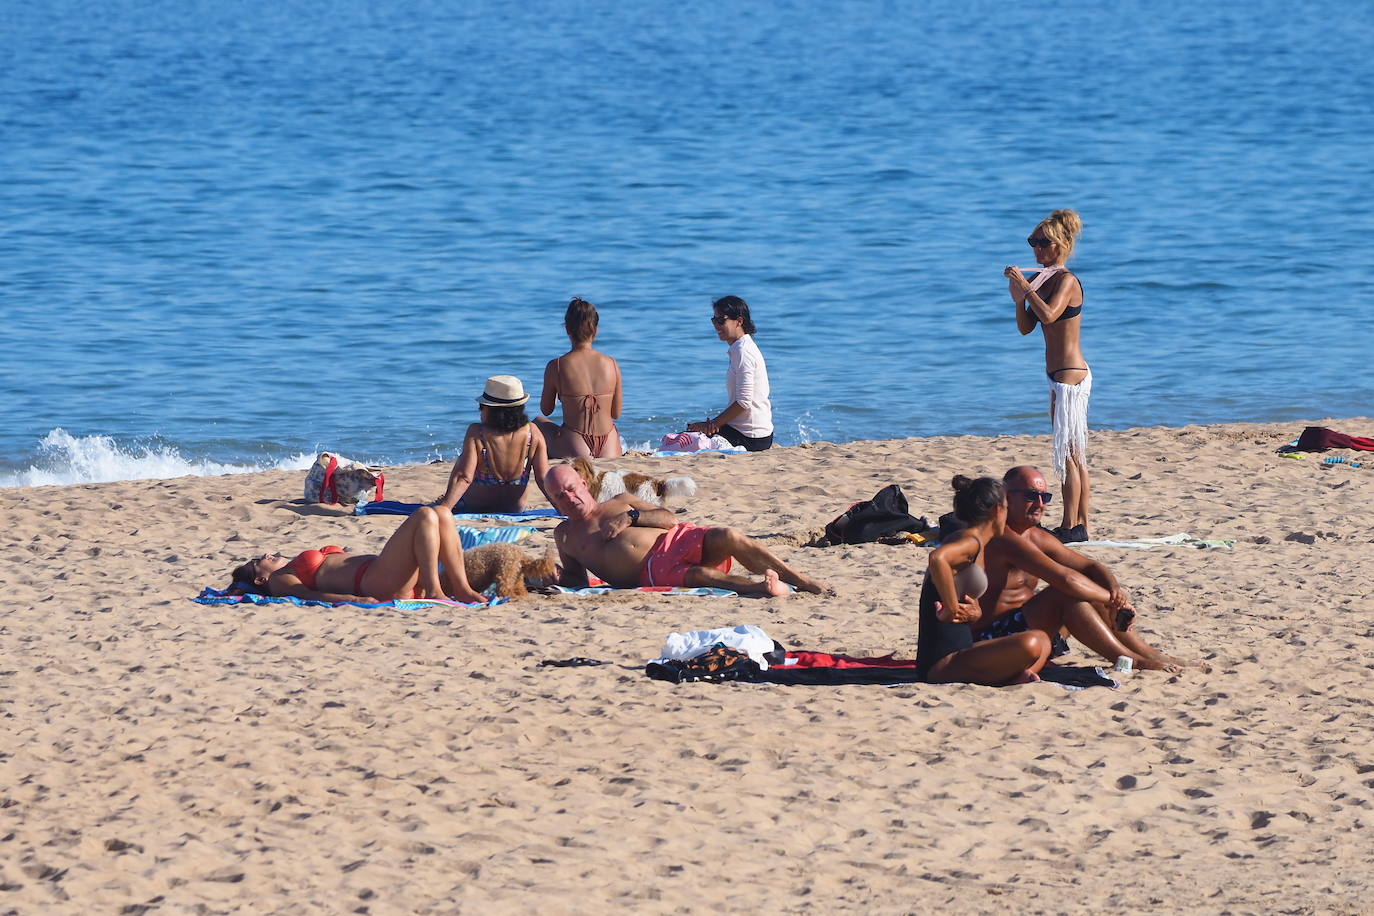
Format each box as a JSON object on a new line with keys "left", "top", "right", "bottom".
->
{"left": 1012, "top": 488, "right": 1053, "bottom": 504}
{"left": 1027, "top": 236, "right": 1053, "bottom": 249}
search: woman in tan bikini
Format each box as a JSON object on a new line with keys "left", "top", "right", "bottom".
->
{"left": 1004, "top": 209, "right": 1092, "bottom": 543}
{"left": 437, "top": 376, "right": 551, "bottom": 513}
{"left": 916, "top": 476, "right": 1053, "bottom": 685}
{"left": 228, "top": 504, "right": 485, "bottom": 604}
{"left": 535, "top": 298, "right": 623, "bottom": 458}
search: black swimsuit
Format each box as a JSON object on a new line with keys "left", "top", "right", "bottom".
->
{"left": 1030, "top": 272, "right": 1083, "bottom": 324}
{"left": 915, "top": 544, "right": 987, "bottom": 682}
{"left": 1032, "top": 272, "right": 1087, "bottom": 380}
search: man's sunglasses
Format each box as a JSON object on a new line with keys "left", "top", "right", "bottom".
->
{"left": 1012, "top": 488, "right": 1053, "bottom": 504}
{"left": 1027, "top": 236, "right": 1053, "bottom": 249}
{"left": 711, "top": 315, "right": 729, "bottom": 326}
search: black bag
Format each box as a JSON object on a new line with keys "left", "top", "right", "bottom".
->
{"left": 645, "top": 645, "right": 761, "bottom": 684}
{"left": 822, "top": 484, "right": 929, "bottom": 545}
{"left": 936, "top": 511, "right": 968, "bottom": 542}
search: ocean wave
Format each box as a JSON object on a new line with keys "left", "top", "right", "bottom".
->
{"left": 0, "top": 429, "right": 315, "bottom": 489}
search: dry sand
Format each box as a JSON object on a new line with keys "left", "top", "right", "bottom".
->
{"left": 1, "top": 418, "right": 1372, "bottom": 914}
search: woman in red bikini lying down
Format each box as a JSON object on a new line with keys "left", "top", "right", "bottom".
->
{"left": 229, "top": 505, "right": 485, "bottom": 604}
{"left": 535, "top": 297, "right": 624, "bottom": 459}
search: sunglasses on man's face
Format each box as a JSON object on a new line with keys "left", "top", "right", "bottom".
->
{"left": 1012, "top": 488, "right": 1053, "bottom": 504}
{"left": 711, "top": 315, "right": 729, "bottom": 326}
{"left": 1027, "top": 236, "right": 1053, "bottom": 249}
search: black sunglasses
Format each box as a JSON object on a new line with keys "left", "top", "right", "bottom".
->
{"left": 1027, "top": 236, "right": 1053, "bottom": 249}
{"left": 1012, "top": 488, "right": 1053, "bottom": 504}
{"left": 711, "top": 315, "right": 730, "bottom": 326}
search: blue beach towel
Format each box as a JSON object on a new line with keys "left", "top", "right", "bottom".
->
{"left": 456, "top": 525, "right": 535, "bottom": 550}
{"left": 550, "top": 583, "right": 795, "bottom": 598}
{"left": 357, "top": 500, "right": 563, "bottom": 522}
{"left": 194, "top": 587, "right": 506, "bottom": 610}
{"left": 649, "top": 448, "right": 746, "bottom": 458}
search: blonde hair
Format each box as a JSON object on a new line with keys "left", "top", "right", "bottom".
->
{"left": 1032, "top": 209, "right": 1083, "bottom": 262}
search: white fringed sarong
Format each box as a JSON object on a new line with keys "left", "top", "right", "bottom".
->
{"left": 1049, "top": 367, "right": 1091, "bottom": 479}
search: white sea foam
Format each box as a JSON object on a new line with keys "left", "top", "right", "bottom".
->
{"left": 0, "top": 429, "right": 315, "bottom": 489}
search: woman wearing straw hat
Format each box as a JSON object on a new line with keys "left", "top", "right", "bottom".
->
{"left": 437, "top": 376, "right": 552, "bottom": 513}
{"left": 686, "top": 295, "right": 774, "bottom": 451}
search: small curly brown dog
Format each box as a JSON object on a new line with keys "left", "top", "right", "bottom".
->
{"left": 463, "top": 543, "right": 558, "bottom": 598}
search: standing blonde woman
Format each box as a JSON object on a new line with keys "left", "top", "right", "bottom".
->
{"left": 1003, "top": 209, "right": 1091, "bottom": 542}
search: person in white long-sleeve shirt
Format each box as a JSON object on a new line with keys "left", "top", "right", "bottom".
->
{"left": 687, "top": 295, "right": 774, "bottom": 451}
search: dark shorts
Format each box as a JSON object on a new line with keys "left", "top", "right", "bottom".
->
{"left": 717, "top": 424, "right": 773, "bottom": 452}
{"left": 975, "top": 610, "right": 1070, "bottom": 658}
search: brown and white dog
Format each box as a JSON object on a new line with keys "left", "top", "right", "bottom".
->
{"left": 567, "top": 457, "right": 697, "bottom": 507}
{"left": 463, "top": 543, "right": 558, "bottom": 599}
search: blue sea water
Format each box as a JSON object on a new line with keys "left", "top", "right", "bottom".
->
{"left": 3, "top": 0, "right": 1372, "bottom": 486}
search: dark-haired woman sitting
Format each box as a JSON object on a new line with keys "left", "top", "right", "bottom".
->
{"left": 535, "top": 297, "right": 624, "bottom": 459}
{"left": 229, "top": 505, "right": 485, "bottom": 604}
{"left": 916, "top": 476, "right": 1052, "bottom": 685}
{"left": 686, "top": 295, "right": 773, "bottom": 451}
{"left": 437, "top": 375, "right": 551, "bottom": 514}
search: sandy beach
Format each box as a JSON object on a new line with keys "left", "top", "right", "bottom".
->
{"left": 2, "top": 417, "right": 1371, "bottom": 913}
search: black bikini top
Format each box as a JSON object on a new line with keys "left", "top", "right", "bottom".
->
{"left": 1032, "top": 272, "right": 1082, "bottom": 324}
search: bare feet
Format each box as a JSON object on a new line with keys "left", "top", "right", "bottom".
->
{"left": 1005, "top": 669, "right": 1041, "bottom": 685}
{"left": 1149, "top": 651, "right": 1209, "bottom": 672}
{"left": 759, "top": 569, "right": 788, "bottom": 598}
{"left": 1134, "top": 653, "right": 1183, "bottom": 674}
{"left": 791, "top": 574, "right": 829, "bottom": 595}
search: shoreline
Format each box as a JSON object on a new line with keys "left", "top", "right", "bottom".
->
{"left": 1, "top": 416, "right": 1371, "bottom": 910}
{"left": 3, "top": 414, "right": 1369, "bottom": 493}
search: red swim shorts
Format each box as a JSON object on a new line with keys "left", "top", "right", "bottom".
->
{"left": 640, "top": 524, "right": 732, "bottom": 587}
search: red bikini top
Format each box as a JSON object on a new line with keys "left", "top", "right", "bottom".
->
{"left": 284, "top": 545, "right": 345, "bottom": 589}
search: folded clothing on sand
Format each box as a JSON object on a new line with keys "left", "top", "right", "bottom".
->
{"left": 193, "top": 587, "right": 505, "bottom": 610}
{"left": 356, "top": 500, "right": 563, "bottom": 521}
{"left": 661, "top": 625, "right": 783, "bottom": 669}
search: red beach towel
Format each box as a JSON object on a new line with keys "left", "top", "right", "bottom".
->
{"left": 1295, "top": 427, "right": 1374, "bottom": 452}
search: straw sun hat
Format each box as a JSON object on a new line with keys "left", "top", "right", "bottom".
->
{"left": 476, "top": 375, "right": 530, "bottom": 407}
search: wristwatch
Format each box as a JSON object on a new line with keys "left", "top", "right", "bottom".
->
{"left": 626, "top": 507, "right": 640, "bottom": 525}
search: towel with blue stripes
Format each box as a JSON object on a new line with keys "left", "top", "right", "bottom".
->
{"left": 357, "top": 500, "right": 563, "bottom": 522}
{"left": 193, "top": 587, "right": 506, "bottom": 610}
{"left": 455, "top": 525, "right": 536, "bottom": 549}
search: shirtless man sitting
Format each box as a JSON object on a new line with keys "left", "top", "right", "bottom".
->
{"left": 544, "top": 464, "right": 828, "bottom": 597}
{"left": 980, "top": 465, "right": 1186, "bottom": 672}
